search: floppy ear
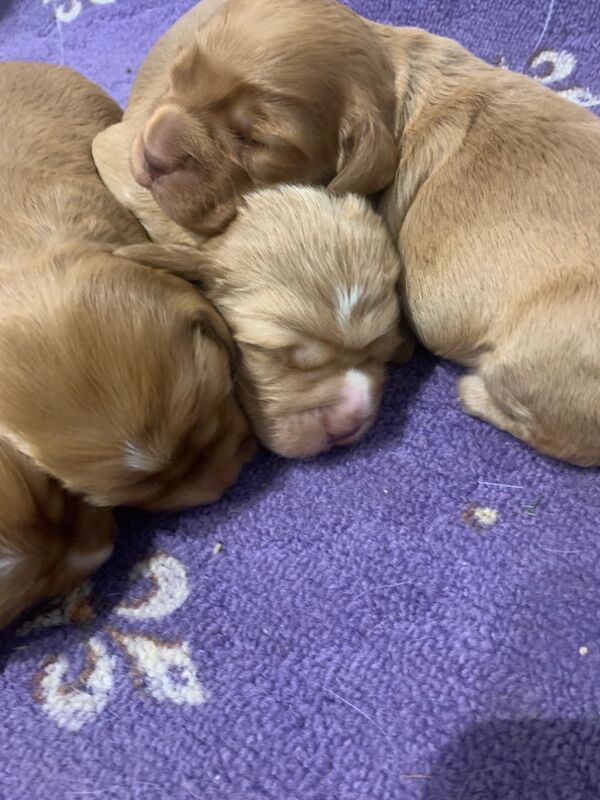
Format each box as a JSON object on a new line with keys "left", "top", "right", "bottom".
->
{"left": 191, "top": 300, "right": 237, "bottom": 365}
{"left": 328, "top": 105, "right": 398, "bottom": 196}
{"left": 115, "top": 245, "right": 237, "bottom": 363}
{"left": 114, "top": 244, "right": 216, "bottom": 286}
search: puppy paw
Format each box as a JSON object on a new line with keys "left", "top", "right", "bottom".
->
{"left": 457, "top": 373, "right": 531, "bottom": 439}
{"left": 457, "top": 373, "right": 490, "bottom": 418}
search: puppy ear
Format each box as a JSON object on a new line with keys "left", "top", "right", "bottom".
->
{"left": 114, "top": 244, "right": 216, "bottom": 286}
{"left": 114, "top": 244, "right": 236, "bottom": 362}
{"left": 328, "top": 106, "right": 397, "bottom": 196}
{"left": 190, "top": 300, "right": 237, "bottom": 366}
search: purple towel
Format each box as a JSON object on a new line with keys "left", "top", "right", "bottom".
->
{"left": 1, "top": 2, "right": 599, "bottom": 799}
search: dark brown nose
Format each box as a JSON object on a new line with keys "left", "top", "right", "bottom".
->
{"left": 144, "top": 148, "right": 175, "bottom": 181}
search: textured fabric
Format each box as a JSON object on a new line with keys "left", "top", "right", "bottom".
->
{"left": 1, "top": 2, "right": 600, "bottom": 799}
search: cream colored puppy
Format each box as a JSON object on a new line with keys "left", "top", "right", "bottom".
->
{"left": 371, "top": 25, "right": 600, "bottom": 465}
{"left": 117, "top": 186, "right": 407, "bottom": 458}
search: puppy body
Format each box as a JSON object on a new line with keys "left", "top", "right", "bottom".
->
{"left": 117, "top": 186, "right": 406, "bottom": 458}
{"left": 0, "top": 439, "right": 115, "bottom": 629}
{"left": 0, "top": 62, "right": 253, "bottom": 509}
{"left": 370, "top": 26, "right": 600, "bottom": 464}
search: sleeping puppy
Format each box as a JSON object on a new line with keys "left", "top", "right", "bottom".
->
{"left": 0, "top": 440, "right": 115, "bottom": 629}
{"left": 97, "top": 0, "right": 600, "bottom": 466}
{"left": 0, "top": 61, "right": 254, "bottom": 509}
{"left": 372, "top": 25, "right": 600, "bottom": 466}
{"left": 92, "top": 0, "right": 397, "bottom": 239}
{"left": 116, "top": 186, "right": 406, "bottom": 458}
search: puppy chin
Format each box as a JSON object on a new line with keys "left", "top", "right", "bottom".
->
{"left": 131, "top": 132, "right": 245, "bottom": 234}
{"left": 269, "top": 412, "right": 376, "bottom": 459}
{"left": 145, "top": 172, "right": 237, "bottom": 234}
{"left": 267, "top": 369, "right": 381, "bottom": 459}
{"left": 270, "top": 408, "right": 332, "bottom": 458}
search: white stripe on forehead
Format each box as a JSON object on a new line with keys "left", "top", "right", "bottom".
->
{"left": 335, "top": 285, "right": 365, "bottom": 326}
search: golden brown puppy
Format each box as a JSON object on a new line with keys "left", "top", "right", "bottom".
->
{"left": 0, "top": 440, "right": 115, "bottom": 629}
{"left": 117, "top": 186, "right": 406, "bottom": 458}
{"left": 0, "top": 61, "right": 254, "bottom": 509}
{"left": 93, "top": 0, "right": 398, "bottom": 238}
{"left": 372, "top": 25, "right": 600, "bottom": 465}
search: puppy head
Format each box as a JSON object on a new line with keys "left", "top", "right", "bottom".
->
{"left": 0, "top": 251, "right": 254, "bottom": 510}
{"left": 0, "top": 442, "right": 116, "bottom": 629}
{"left": 118, "top": 186, "right": 407, "bottom": 458}
{"left": 130, "top": 0, "right": 397, "bottom": 234}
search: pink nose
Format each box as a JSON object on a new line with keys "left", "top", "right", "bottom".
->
{"left": 144, "top": 148, "right": 175, "bottom": 181}
{"left": 325, "top": 369, "right": 374, "bottom": 444}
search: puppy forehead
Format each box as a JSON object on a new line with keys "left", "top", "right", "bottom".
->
{"left": 228, "top": 188, "right": 399, "bottom": 293}
{"left": 335, "top": 284, "right": 365, "bottom": 325}
{"left": 231, "top": 274, "right": 395, "bottom": 353}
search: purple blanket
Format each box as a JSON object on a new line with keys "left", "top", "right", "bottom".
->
{"left": 1, "top": 2, "right": 600, "bottom": 798}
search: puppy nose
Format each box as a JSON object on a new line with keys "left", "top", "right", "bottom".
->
{"left": 143, "top": 148, "right": 175, "bottom": 181}
{"left": 325, "top": 369, "right": 375, "bottom": 445}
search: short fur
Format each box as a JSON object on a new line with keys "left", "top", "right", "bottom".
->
{"left": 0, "top": 439, "right": 115, "bottom": 629}
{"left": 371, "top": 24, "right": 600, "bottom": 465}
{"left": 0, "top": 62, "right": 254, "bottom": 509}
{"left": 117, "top": 186, "right": 408, "bottom": 458}
{"left": 93, "top": 0, "right": 398, "bottom": 237}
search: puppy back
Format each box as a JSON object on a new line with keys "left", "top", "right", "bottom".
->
{"left": 0, "top": 62, "right": 147, "bottom": 253}
{"left": 0, "top": 62, "right": 121, "bottom": 178}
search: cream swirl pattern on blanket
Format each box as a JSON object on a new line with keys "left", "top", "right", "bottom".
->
{"left": 43, "top": 0, "right": 115, "bottom": 25}
{"left": 21, "top": 553, "right": 206, "bottom": 732}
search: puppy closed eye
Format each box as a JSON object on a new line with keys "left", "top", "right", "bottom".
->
{"left": 226, "top": 91, "right": 269, "bottom": 147}
{"left": 292, "top": 342, "right": 335, "bottom": 371}
{"left": 229, "top": 127, "right": 265, "bottom": 148}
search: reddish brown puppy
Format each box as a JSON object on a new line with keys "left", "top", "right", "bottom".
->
{"left": 0, "top": 61, "right": 254, "bottom": 510}
{"left": 0, "top": 440, "right": 116, "bottom": 629}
